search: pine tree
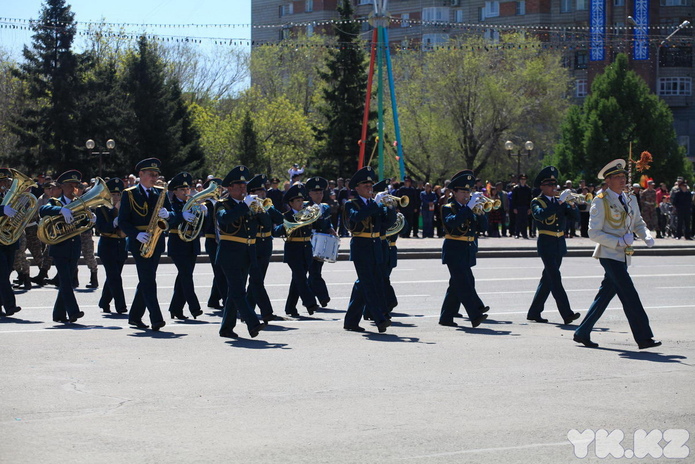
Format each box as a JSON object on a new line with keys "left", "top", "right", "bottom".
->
{"left": 554, "top": 54, "right": 691, "bottom": 184}
{"left": 9, "top": 0, "right": 82, "bottom": 175}
{"left": 314, "top": 0, "right": 373, "bottom": 177}
{"left": 238, "top": 111, "right": 261, "bottom": 174}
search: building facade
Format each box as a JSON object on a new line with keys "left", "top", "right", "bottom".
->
{"left": 252, "top": 0, "right": 694, "bottom": 164}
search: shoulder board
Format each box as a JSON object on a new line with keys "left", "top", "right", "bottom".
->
{"left": 534, "top": 196, "right": 547, "bottom": 207}
{"left": 124, "top": 186, "right": 137, "bottom": 192}
{"left": 596, "top": 192, "right": 605, "bottom": 199}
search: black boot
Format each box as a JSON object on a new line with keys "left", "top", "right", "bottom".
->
{"left": 45, "top": 274, "right": 60, "bottom": 286}
{"left": 12, "top": 273, "right": 30, "bottom": 289}
{"left": 73, "top": 269, "right": 79, "bottom": 288}
{"left": 86, "top": 270, "right": 98, "bottom": 289}
{"left": 23, "top": 274, "right": 31, "bottom": 290}
{"left": 31, "top": 268, "right": 49, "bottom": 286}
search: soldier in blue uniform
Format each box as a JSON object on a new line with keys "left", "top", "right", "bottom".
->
{"left": 343, "top": 166, "right": 393, "bottom": 333}
{"left": 438, "top": 172, "right": 489, "bottom": 328}
{"left": 277, "top": 183, "right": 320, "bottom": 317}
{"left": 94, "top": 178, "right": 128, "bottom": 314}
{"left": 372, "top": 179, "right": 400, "bottom": 315}
{"left": 167, "top": 172, "right": 205, "bottom": 320}
{"left": 201, "top": 178, "right": 225, "bottom": 310}
{"left": 573, "top": 159, "right": 660, "bottom": 349}
{"left": 118, "top": 158, "right": 175, "bottom": 331}
{"left": 245, "top": 174, "right": 284, "bottom": 322}
{"left": 39, "top": 170, "right": 90, "bottom": 323}
{"left": 0, "top": 168, "right": 22, "bottom": 317}
{"left": 215, "top": 166, "right": 266, "bottom": 339}
{"left": 305, "top": 176, "right": 336, "bottom": 308}
{"left": 526, "top": 166, "right": 581, "bottom": 325}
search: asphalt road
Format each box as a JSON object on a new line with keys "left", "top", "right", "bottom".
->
{"left": 1, "top": 255, "right": 693, "bottom": 463}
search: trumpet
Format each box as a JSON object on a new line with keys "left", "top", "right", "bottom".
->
{"left": 472, "top": 195, "right": 502, "bottom": 215}
{"left": 246, "top": 195, "right": 273, "bottom": 214}
{"left": 379, "top": 194, "right": 410, "bottom": 209}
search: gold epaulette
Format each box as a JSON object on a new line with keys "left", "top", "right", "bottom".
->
{"left": 124, "top": 186, "right": 137, "bottom": 192}
{"left": 596, "top": 192, "right": 605, "bottom": 199}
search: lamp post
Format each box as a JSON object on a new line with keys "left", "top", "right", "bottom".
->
{"left": 655, "top": 20, "right": 691, "bottom": 97}
{"left": 86, "top": 139, "right": 115, "bottom": 179}
{"left": 505, "top": 140, "right": 534, "bottom": 181}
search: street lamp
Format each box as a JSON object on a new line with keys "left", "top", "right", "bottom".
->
{"left": 655, "top": 20, "right": 691, "bottom": 97}
{"left": 505, "top": 140, "right": 534, "bottom": 181}
{"left": 86, "top": 139, "right": 115, "bottom": 179}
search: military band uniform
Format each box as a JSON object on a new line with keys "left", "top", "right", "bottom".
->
{"left": 306, "top": 177, "right": 335, "bottom": 308}
{"left": 246, "top": 174, "right": 284, "bottom": 322}
{"left": 343, "top": 166, "right": 392, "bottom": 332}
{"left": 216, "top": 166, "right": 265, "bottom": 338}
{"left": 0, "top": 170, "right": 22, "bottom": 316}
{"left": 167, "top": 172, "right": 203, "bottom": 320}
{"left": 367, "top": 178, "right": 396, "bottom": 320}
{"left": 39, "top": 170, "right": 85, "bottom": 323}
{"left": 439, "top": 172, "right": 488, "bottom": 328}
{"left": 527, "top": 167, "right": 580, "bottom": 325}
{"left": 277, "top": 184, "right": 320, "bottom": 317}
{"left": 118, "top": 158, "right": 173, "bottom": 330}
{"left": 574, "top": 159, "right": 660, "bottom": 349}
{"left": 202, "top": 178, "right": 226, "bottom": 309}
{"left": 94, "top": 178, "right": 128, "bottom": 314}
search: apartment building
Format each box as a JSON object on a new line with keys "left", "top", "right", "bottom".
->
{"left": 251, "top": 0, "right": 694, "bottom": 162}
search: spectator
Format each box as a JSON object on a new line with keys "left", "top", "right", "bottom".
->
{"left": 671, "top": 181, "right": 692, "bottom": 240}
{"left": 396, "top": 177, "right": 420, "bottom": 238}
{"left": 267, "top": 177, "right": 284, "bottom": 211}
{"left": 487, "top": 186, "right": 503, "bottom": 237}
{"left": 640, "top": 180, "right": 658, "bottom": 236}
{"left": 420, "top": 183, "right": 437, "bottom": 238}
{"left": 288, "top": 164, "right": 305, "bottom": 182}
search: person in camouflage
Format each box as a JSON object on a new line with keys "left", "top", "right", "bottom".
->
{"left": 78, "top": 182, "right": 99, "bottom": 289}
{"left": 32, "top": 180, "right": 60, "bottom": 286}
{"left": 639, "top": 181, "right": 658, "bottom": 234}
{"left": 12, "top": 232, "right": 31, "bottom": 290}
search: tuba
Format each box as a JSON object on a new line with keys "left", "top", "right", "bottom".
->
{"left": 37, "top": 177, "right": 113, "bottom": 245}
{"left": 140, "top": 186, "right": 169, "bottom": 258}
{"left": 283, "top": 204, "right": 322, "bottom": 236}
{"left": 178, "top": 181, "right": 219, "bottom": 242}
{"left": 0, "top": 169, "right": 39, "bottom": 246}
{"left": 385, "top": 212, "right": 406, "bottom": 237}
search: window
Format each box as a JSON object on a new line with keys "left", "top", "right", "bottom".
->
{"left": 517, "top": 1, "right": 526, "bottom": 14}
{"left": 483, "top": 1, "right": 500, "bottom": 18}
{"left": 560, "top": 0, "right": 572, "bottom": 12}
{"left": 358, "top": 0, "right": 373, "bottom": 4}
{"left": 305, "top": 0, "right": 313, "bottom": 12}
{"left": 455, "top": 10, "right": 465, "bottom": 22}
{"left": 678, "top": 136, "right": 690, "bottom": 156}
{"left": 401, "top": 13, "right": 410, "bottom": 27}
{"left": 614, "top": 0, "right": 625, "bottom": 5}
{"left": 422, "top": 7, "right": 450, "bottom": 21}
{"left": 575, "top": 50, "right": 588, "bottom": 69}
{"left": 280, "top": 27, "right": 291, "bottom": 40}
{"left": 660, "top": 0, "right": 689, "bottom": 5}
{"left": 576, "top": 0, "right": 588, "bottom": 9}
{"left": 658, "top": 77, "right": 692, "bottom": 96}
{"left": 280, "top": 3, "right": 293, "bottom": 16}
{"left": 576, "top": 79, "right": 588, "bottom": 97}
{"left": 422, "top": 34, "right": 450, "bottom": 50}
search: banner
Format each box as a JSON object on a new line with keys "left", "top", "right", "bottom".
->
{"left": 633, "top": 0, "right": 649, "bottom": 60}
{"left": 590, "top": 0, "right": 605, "bottom": 61}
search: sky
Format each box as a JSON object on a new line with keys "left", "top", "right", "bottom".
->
{"left": 0, "top": 0, "right": 252, "bottom": 58}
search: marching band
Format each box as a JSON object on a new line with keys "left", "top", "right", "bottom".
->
{"left": 0, "top": 159, "right": 663, "bottom": 350}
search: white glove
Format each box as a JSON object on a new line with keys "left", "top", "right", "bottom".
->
{"left": 3, "top": 205, "right": 17, "bottom": 218}
{"left": 244, "top": 195, "right": 256, "bottom": 206}
{"left": 60, "top": 207, "right": 74, "bottom": 224}
{"left": 618, "top": 232, "right": 634, "bottom": 247}
{"left": 558, "top": 189, "right": 572, "bottom": 203}
{"left": 136, "top": 232, "right": 150, "bottom": 244}
{"left": 466, "top": 192, "right": 482, "bottom": 210}
{"left": 113, "top": 217, "right": 119, "bottom": 228}
{"left": 644, "top": 236, "right": 655, "bottom": 248}
{"left": 374, "top": 192, "right": 387, "bottom": 204}
{"left": 158, "top": 207, "right": 170, "bottom": 219}
{"left": 198, "top": 204, "right": 208, "bottom": 214}
{"left": 89, "top": 212, "right": 97, "bottom": 224}
{"left": 182, "top": 211, "right": 196, "bottom": 223}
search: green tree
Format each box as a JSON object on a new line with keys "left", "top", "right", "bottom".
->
{"left": 314, "top": 0, "right": 373, "bottom": 177}
{"left": 238, "top": 111, "right": 261, "bottom": 173}
{"left": 392, "top": 34, "right": 571, "bottom": 183}
{"left": 0, "top": 50, "right": 22, "bottom": 162}
{"left": 121, "top": 36, "right": 204, "bottom": 178}
{"left": 554, "top": 53, "right": 691, "bottom": 184}
{"left": 9, "top": 0, "right": 82, "bottom": 175}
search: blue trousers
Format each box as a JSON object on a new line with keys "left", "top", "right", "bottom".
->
{"left": 439, "top": 262, "right": 484, "bottom": 324}
{"left": 575, "top": 258, "right": 654, "bottom": 343}
{"left": 0, "top": 245, "right": 17, "bottom": 311}
{"left": 345, "top": 261, "right": 387, "bottom": 327}
{"left": 219, "top": 262, "right": 261, "bottom": 333}
{"left": 53, "top": 256, "right": 80, "bottom": 320}
{"left": 308, "top": 259, "right": 329, "bottom": 304}
{"left": 528, "top": 253, "right": 573, "bottom": 319}
{"left": 129, "top": 253, "right": 165, "bottom": 325}
{"left": 247, "top": 246, "right": 274, "bottom": 318}
{"left": 205, "top": 239, "right": 227, "bottom": 306}
{"left": 169, "top": 254, "right": 201, "bottom": 316}
{"left": 284, "top": 256, "right": 317, "bottom": 314}
{"left": 98, "top": 251, "right": 127, "bottom": 312}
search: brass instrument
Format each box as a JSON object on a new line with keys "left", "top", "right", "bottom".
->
{"left": 37, "top": 177, "right": 112, "bottom": 245}
{"left": 283, "top": 204, "right": 322, "bottom": 235}
{"left": 247, "top": 195, "right": 273, "bottom": 214}
{"left": 472, "top": 195, "right": 502, "bottom": 215}
{"left": 385, "top": 212, "right": 406, "bottom": 237}
{"left": 178, "top": 181, "right": 219, "bottom": 242}
{"left": 140, "top": 186, "right": 169, "bottom": 258}
{"left": 557, "top": 192, "right": 588, "bottom": 205}
{"left": 0, "top": 169, "right": 38, "bottom": 246}
{"left": 380, "top": 194, "right": 409, "bottom": 209}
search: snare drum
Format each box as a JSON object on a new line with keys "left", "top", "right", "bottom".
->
{"left": 311, "top": 232, "right": 340, "bottom": 263}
